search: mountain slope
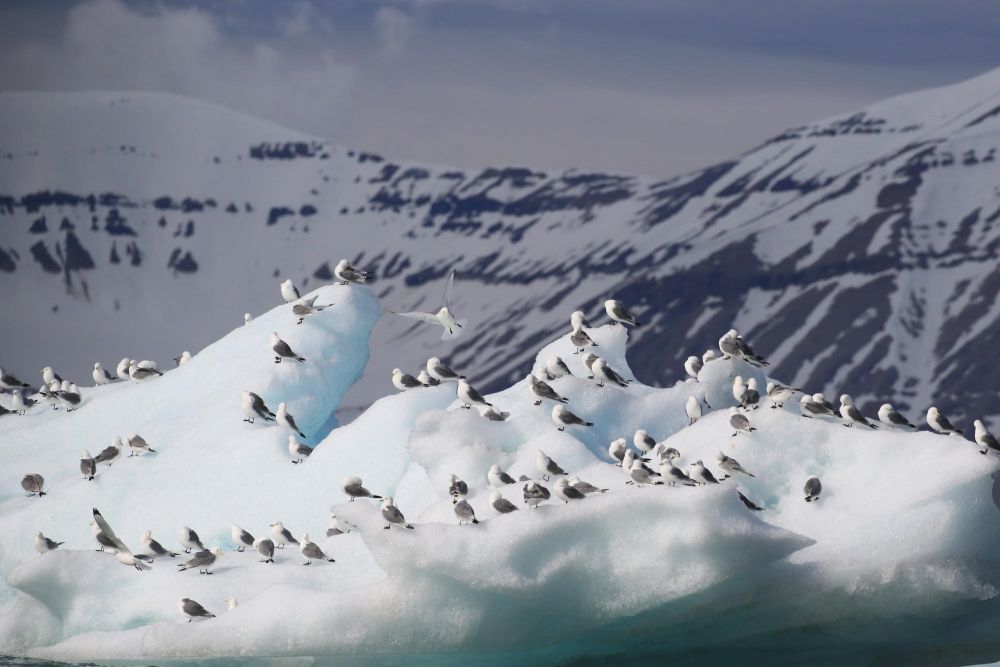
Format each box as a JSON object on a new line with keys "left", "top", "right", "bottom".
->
{"left": 2, "top": 70, "right": 1000, "bottom": 425}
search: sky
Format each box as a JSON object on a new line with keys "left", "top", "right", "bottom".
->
{"left": 1, "top": 0, "right": 999, "bottom": 177}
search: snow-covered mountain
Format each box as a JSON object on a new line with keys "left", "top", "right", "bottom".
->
{"left": 2, "top": 68, "right": 1000, "bottom": 425}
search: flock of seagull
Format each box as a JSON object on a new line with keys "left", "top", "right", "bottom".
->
{"left": 3, "top": 261, "right": 999, "bottom": 623}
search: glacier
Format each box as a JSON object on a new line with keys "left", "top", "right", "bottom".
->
{"left": 0, "top": 283, "right": 999, "bottom": 666}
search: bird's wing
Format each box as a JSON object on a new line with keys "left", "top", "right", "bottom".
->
{"left": 441, "top": 270, "right": 456, "bottom": 309}
{"left": 390, "top": 310, "right": 441, "bottom": 325}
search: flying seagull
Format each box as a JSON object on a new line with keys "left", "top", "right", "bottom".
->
{"left": 390, "top": 270, "right": 467, "bottom": 340}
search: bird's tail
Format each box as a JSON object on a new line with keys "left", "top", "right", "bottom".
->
{"left": 472, "top": 519, "right": 479, "bottom": 524}
{"left": 585, "top": 421, "right": 594, "bottom": 426}
{"left": 296, "top": 356, "right": 306, "bottom": 362}
{"left": 372, "top": 494, "right": 383, "bottom": 499}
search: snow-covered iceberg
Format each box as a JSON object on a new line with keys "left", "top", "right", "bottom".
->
{"left": 0, "top": 283, "right": 998, "bottom": 666}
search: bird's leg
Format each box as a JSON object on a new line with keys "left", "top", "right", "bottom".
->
{"left": 533, "top": 400, "right": 541, "bottom": 406}
{"left": 558, "top": 427, "right": 565, "bottom": 432}
{"left": 185, "top": 548, "right": 191, "bottom": 553}
{"left": 274, "top": 357, "right": 281, "bottom": 363}
{"left": 383, "top": 525, "right": 390, "bottom": 530}
{"left": 243, "top": 417, "right": 253, "bottom": 423}
{"left": 303, "top": 561, "right": 311, "bottom": 566}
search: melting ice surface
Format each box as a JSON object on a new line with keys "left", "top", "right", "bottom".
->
{"left": 0, "top": 284, "right": 999, "bottom": 666}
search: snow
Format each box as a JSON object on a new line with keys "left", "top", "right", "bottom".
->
{"left": 0, "top": 285, "right": 998, "bottom": 664}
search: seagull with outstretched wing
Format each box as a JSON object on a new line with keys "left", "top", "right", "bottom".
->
{"left": 389, "top": 270, "right": 467, "bottom": 340}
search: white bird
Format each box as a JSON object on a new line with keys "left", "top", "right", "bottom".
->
{"left": 839, "top": 394, "right": 878, "bottom": 429}
{"left": 552, "top": 404, "right": 593, "bottom": 431}
{"left": 593, "top": 358, "right": 629, "bottom": 388}
{"left": 94, "top": 438, "right": 122, "bottom": 467}
{"left": 280, "top": 278, "right": 300, "bottom": 303}
{"left": 554, "top": 478, "right": 586, "bottom": 503}
{"left": 740, "top": 378, "right": 761, "bottom": 410}
{"left": 633, "top": 429, "right": 657, "bottom": 455}
{"left": 453, "top": 499, "right": 479, "bottom": 524}
{"left": 718, "top": 329, "right": 768, "bottom": 366}
{"left": 878, "top": 403, "right": 916, "bottom": 430}
{"left": 34, "top": 532, "right": 63, "bottom": 554}
{"left": 179, "top": 598, "right": 215, "bottom": 621}
{"left": 767, "top": 382, "right": 795, "bottom": 408}
{"left": 179, "top": 527, "right": 206, "bottom": 553}
{"left": 116, "top": 357, "right": 132, "bottom": 380}
{"left": 732, "top": 376, "right": 747, "bottom": 403}
{"left": 390, "top": 270, "right": 467, "bottom": 340}
{"left": 975, "top": 420, "right": 999, "bottom": 455}
{"left": 477, "top": 404, "right": 510, "bottom": 421}
{"left": 685, "top": 395, "right": 702, "bottom": 425}
{"left": 276, "top": 402, "right": 307, "bottom": 439}
{"left": 448, "top": 474, "right": 469, "bottom": 501}
{"left": 392, "top": 368, "right": 425, "bottom": 391}
{"left": 659, "top": 461, "right": 697, "bottom": 487}
{"left": 92, "top": 363, "right": 115, "bottom": 385}
{"left": 536, "top": 450, "right": 567, "bottom": 481}
{"left": 804, "top": 476, "right": 822, "bottom": 502}
{"left": 381, "top": 497, "right": 414, "bottom": 529}
{"left": 702, "top": 349, "right": 720, "bottom": 364}
{"left": 242, "top": 391, "right": 276, "bottom": 423}
{"left": 684, "top": 356, "right": 702, "bottom": 379}
{"left": 299, "top": 533, "right": 336, "bottom": 564}
{"left": 230, "top": 525, "right": 255, "bottom": 552}
{"left": 271, "top": 332, "right": 305, "bottom": 363}
{"left": 175, "top": 351, "right": 192, "bottom": 366}
{"left": 799, "top": 394, "right": 831, "bottom": 418}
{"left": 604, "top": 299, "right": 640, "bottom": 327}
{"left": 177, "top": 547, "right": 223, "bottom": 574}
{"left": 490, "top": 490, "right": 519, "bottom": 513}
{"left": 127, "top": 433, "right": 156, "bottom": 456}
{"left": 11, "top": 389, "right": 35, "bottom": 414}
{"left": 729, "top": 407, "right": 755, "bottom": 436}
{"left": 128, "top": 360, "right": 162, "bottom": 381}
{"left": 716, "top": 452, "right": 755, "bottom": 478}
{"left": 141, "top": 530, "right": 178, "bottom": 558}
{"left": 457, "top": 379, "right": 492, "bottom": 409}
{"left": 570, "top": 311, "right": 591, "bottom": 331}
{"left": 334, "top": 259, "right": 369, "bottom": 285}
{"left": 608, "top": 438, "right": 628, "bottom": 465}
{"left": 568, "top": 476, "right": 608, "bottom": 495}
{"left": 426, "top": 357, "right": 463, "bottom": 382}
{"left": 545, "top": 356, "right": 572, "bottom": 379}
{"left": 41, "top": 366, "right": 62, "bottom": 386}
{"left": 288, "top": 435, "right": 312, "bottom": 463}
{"left": 527, "top": 374, "right": 568, "bottom": 405}
{"left": 57, "top": 383, "right": 82, "bottom": 411}
{"left": 326, "top": 513, "right": 355, "bottom": 537}
{"left": 570, "top": 329, "right": 598, "bottom": 354}
{"left": 244, "top": 313, "right": 253, "bottom": 325}
{"left": 689, "top": 460, "right": 720, "bottom": 484}
{"left": 522, "top": 480, "right": 551, "bottom": 508}
{"left": 927, "top": 407, "right": 962, "bottom": 436}
{"left": 270, "top": 521, "right": 298, "bottom": 548}
{"left": 488, "top": 464, "right": 517, "bottom": 488}
{"left": 628, "top": 457, "right": 662, "bottom": 486}
{"left": 417, "top": 370, "right": 439, "bottom": 386}
{"left": 342, "top": 476, "right": 382, "bottom": 502}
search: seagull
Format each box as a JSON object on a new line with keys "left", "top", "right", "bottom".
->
{"left": 128, "top": 360, "right": 162, "bottom": 380}
{"left": 0, "top": 368, "right": 30, "bottom": 389}
{"left": 927, "top": 407, "right": 963, "bottom": 436}
{"left": 454, "top": 499, "right": 479, "bottom": 524}
{"left": 554, "top": 478, "right": 586, "bottom": 503}
{"left": 477, "top": 404, "right": 510, "bottom": 421}
{"left": 326, "top": 514, "right": 355, "bottom": 537}
{"left": 628, "top": 457, "right": 662, "bottom": 486}
{"left": 608, "top": 438, "right": 628, "bottom": 465}
{"left": 536, "top": 450, "right": 567, "bottom": 481}
{"left": 80, "top": 451, "right": 96, "bottom": 481}
{"left": 244, "top": 313, "right": 253, "bottom": 325}
{"left": 457, "top": 379, "right": 492, "bottom": 409}
{"left": 686, "top": 396, "right": 702, "bottom": 425}
{"left": 34, "top": 532, "right": 64, "bottom": 554}
{"left": 11, "top": 390, "right": 35, "bottom": 414}
{"left": 552, "top": 404, "right": 593, "bottom": 431}
{"left": 740, "top": 378, "right": 761, "bottom": 410}
{"left": 21, "top": 474, "right": 45, "bottom": 497}
{"left": 605, "top": 299, "right": 640, "bottom": 327}
{"left": 975, "top": 420, "right": 1000, "bottom": 455}
{"left": 523, "top": 480, "right": 551, "bottom": 508}
{"left": 288, "top": 435, "right": 312, "bottom": 464}
{"left": 334, "top": 259, "right": 369, "bottom": 286}
{"left": 718, "top": 329, "right": 768, "bottom": 366}
{"left": 448, "top": 474, "right": 469, "bottom": 502}
{"left": 490, "top": 490, "right": 519, "bottom": 513}
{"left": 381, "top": 497, "right": 414, "bottom": 529}
{"left": 660, "top": 447, "right": 681, "bottom": 464}
{"left": 729, "top": 407, "right": 755, "bottom": 436}
{"left": 545, "top": 356, "right": 572, "bottom": 380}
{"left": 767, "top": 382, "right": 795, "bottom": 408}
{"left": 427, "top": 357, "right": 463, "bottom": 382}
{"left": 175, "top": 351, "right": 192, "bottom": 366}
{"left": 292, "top": 296, "right": 330, "bottom": 325}
{"left": 732, "top": 376, "right": 747, "bottom": 403}
{"left": 270, "top": 522, "right": 298, "bottom": 549}
{"left": 225, "top": 597, "right": 238, "bottom": 611}
{"left": 878, "top": 404, "right": 916, "bottom": 430}
{"left": 271, "top": 333, "right": 305, "bottom": 363}
{"left": 57, "top": 383, "right": 82, "bottom": 411}
{"left": 342, "top": 476, "right": 382, "bottom": 502}
{"left": 570, "top": 329, "right": 598, "bottom": 354}
{"left": 141, "top": 530, "right": 178, "bottom": 558}
{"left": 804, "top": 477, "right": 822, "bottom": 502}
{"left": 839, "top": 395, "right": 878, "bottom": 429}
{"left": 242, "top": 391, "right": 276, "bottom": 423}
{"left": 417, "top": 370, "right": 439, "bottom": 387}
{"left": 116, "top": 358, "right": 132, "bottom": 380}
{"left": 799, "top": 395, "right": 830, "bottom": 418}
{"left": 179, "top": 598, "right": 215, "bottom": 622}
{"left": 91, "top": 520, "right": 118, "bottom": 552}
{"left": 280, "top": 278, "right": 300, "bottom": 303}
{"left": 813, "top": 393, "right": 839, "bottom": 415}
{"left": 177, "top": 547, "right": 223, "bottom": 574}
{"left": 570, "top": 311, "right": 592, "bottom": 331}
{"left": 179, "top": 527, "right": 206, "bottom": 554}
{"left": 299, "top": 534, "right": 336, "bottom": 564}
{"left": 390, "top": 270, "right": 467, "bottom": 340}
{"left": 127, "top": 433, "right": 156, "bottom": 456}
{"left": 689, "top": 460, "right": 720, "bottom": 484}
{"left": 116, "top": 545, "right": 152, "bottom": 572}
{"left": 230, "top": 525, "right": 255, "bottom": 552}
{"left": 634, "top": 430, "right": 657, "bottom": 455}
{"left": 276, "top": 402, "right": 307, "bottom": 439}
{"left": 254, "top": 538, "right": 275, "bottom": 563}
{"left": 659, "top": 461, "right": 697, "bottom": 487}
{"left": 593, "top": 358, "right": 629, "bottom": 388}
{"left": 92, "top": 363, "right": 115, "bottom": 385}
{"left": 703, "top": 349, "right": 720, "bottom": 363}
{"left": 684, "top": 356, "right": 702, "bottom": 379}
{"left": 527, "top": 374, "right": 568, "bottom": 405}
{"left": 94, "top": 438, "right": 122, "bottom": 467}
{"left": 568, "top": 476, "right": 608, "bottom": 495}
{"left": 41, "top": 366, "right": 62, "bottom": 386}
{"left": 716, "top": 452, "right": 755, "bottom": 478}
{"left": 392, "top": 368, "right": 426, "bottom": 391}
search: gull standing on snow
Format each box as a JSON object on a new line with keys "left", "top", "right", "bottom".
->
{"left": 633, "top": 430, "right": 657, "bottom": 456}
{"left": 527, "top": 374, "right": 568, "bottom": 406}
{"left": 552, "top": 404, "right": 593, "bottom": 431}
{"left": 454, "top": 499, "right": 479, "bottom": 524}
{"left": 689, "top": 460, "right": 720, "bottom": 484}
{"left": 448, "top": 474, "right": 469, "bottom": 502}
{"left": 536, "top": 450, "right": 567, "bottom": 481}
{"left": 729, "top": 407, "right": 756, "bottom": 436}
{"left": 392, "top": 368, "right": 425, "bottom": 391}
{"left": 684, "top": 356, "right": 702, "bottom": 379}
{"left": 80, "top": 451, "right": 96, "bottom": 481}
{"left": 477, "top": 404, "right": 510, "bottom": 421}
{"left": 593, "top": 358, "right": 629, "bottom": 388}
{"left": 390, "top": 270, "right": 467, "bottom": 340}
{"left": 928, "top": 407, "right": 963, "bottom": 436}
{"left": 716, "top": 452, "right": 755, "bottom": 478}
{"left": 608, "top": 438, "right": 628, "bottom": 465}
{"left": 34, "top": 532, "right": 64, "bottom": 554}
{"left": 57, "top": 383, "right": 82, "bottom": 411}
{"left": 732, "top": 376, "right": 747, "bottom": 403}
{"left": 0, "top": 368, "right": 30, "bottom": 389}
{"left": 179, "top": 527, "right": 206, "bottom": 553}
{"left": 381, "top": 497, "right": 414, "bottom": 529}
{"left": 271, "top": 333, "right": 305, "bottom": 363}
{"left": 92, "top": 363, "right": 115, "bottom": 385}
{"left": 292, "top": 295, "right": 330, "bottom": 325}
{"left": 280, "top": 278, "right": 300, "bottom": 303}
{"left": 299, "top": 534, "right": 336, "bottom": 564}
{"left": 21, "top": 474, "right": 45, "bottom": 497}
{"left": 343, "top": 476, "right": 382, "bottom": 502}
{"left": 686, "top": 396, "right": 702, "bottom": 425}
{"left": 230, "top": 525, "right": 255, "bottom": 552}
{"left": 568, "top": 476, "right": 608, "bottom": 495}
{"left": 660, "top": 460, "right": 697, "bottom": 487}
{"left": 127, "top": 433, "right": 156, "bottom": 456}
{"left": 740, "top": 379, "right": 761, "bottom": 410}
{"left": 11, "top": 390, "right": 35, "bottom": 415}
{"left": 804, "top": 477, "right": 822, "bottom": 502}
{"left": 523, "top": 480, "right": 551, "bottom": 508}
{"left": 128, "top": 360, "right": 163, "bottom": 381}
{"left": 457, "top": 379, "right": 492, "bottom": 409}
{"left": 570, "top": 328, "right": 598, "bottom": 354}
{"left": 276, "top": 402, "right": 307, "bottom": 439}
{"left": 180, "top": 598, "right": 215, "bottom": 622}
{"left": 116, "top": 358, "right": 132, "bottom": 380}
{"left": 417, "top": 370, "right": 439, "bottom": 387}
{"left": 242, "top": 391, "right": 276, "bottom": 423}
{"left": 426, "top": 357, "right": 463, "bottom": 383}
{"left": 839, "top": 395, "right": 878, "bottom": 429}
{"left": 545, "top": 356, "right": 572, "bottom": 380}
{"left": 605, "top": 299, "right": 640, "bottom": 327}
{"left": 799, "top": 395, "right": 830, "bottom": 418}
{"left": 141, "top": 530, "right": 178, "bottom": 558}
{"left": 41, "top": 366, "right": 62, "bottom": 386}
{"left": 244, "top": 313, "right": 253, "bottom": 325}
{"left": 175, "top": 351, "right": 192, "bottom": 366}
{"left": 878, "top": 404, "right": 916, "bottom": 430}
{"left": 975, "top": 420, "right": 1000, "bottom": 455}
{"left": 488, "top": 464, "right": 517, "bottom": 487}
{"left": 718, "top": 329, "right": 769, "bottom": 366}
{"left": 270, "top": 522, "right": 298, "bottom": 549}
{"left": 554, "top": 478, "right": 586, "bottom": 503}
{"left": 334, "top": 259, "right": 369, "bottom": 286}
{"left": 254, "top": 538, "right": 275, "bottom": 563}
{"left": 177, "top": 547, "right": 223, "bottom": 574}
{"left": 627, "top": 457, "right": 662, "bottom": 486}
{"left": 326, "top": 514, "right": 355, "bottom": 537}
{"left": 490, "top": 490, "right": 519, "bottom": 513}
{"left": 288, "top": 435, "right": 312, "bottom": 464}
{"left": 570, "top": 311, "right": 592, "bottom": 331}
{"left": 767, "top": 382, "right": 795, "bottom": 408}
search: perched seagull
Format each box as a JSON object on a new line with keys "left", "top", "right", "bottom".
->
{"left": 179, "top": 598, "right": 215, "bottom": 622}
{"left": 21, "top": 474, "right": 45, "bottom": 497}
{"left": 392, "top": 368, "right": 426, "bottom": 391}
{"left": 225, "top": 597, "right": 238, "bottom": 611}
{"left": 11, "top": 390, "right": 35, "bottom": 414}
{"left": 927, "top": 407, "right": 963, "bottom": 436}
{"left": 581, "top": 353, "right": 599, "bottom": 379}
{"left": 242, "top": 391, "right": 276, "bottom": 424}
{"left": 813, "top": 393, "right": 839, "bottom": 415}
{"left": 270, "top": 522, "right": 298, "bottom": 549}
{"left": 605, "top": 299, "right": 640, "bottom": 327}
{"left": 91, "top": 521, "right": 117, "bottom": 552}
{"left": 703, "top": 349, "right": 720, "bottom": 363}
{"left": 342, "top": 476, "right": 382, "bottom": 502}
{"left": 545, "top": 356, "right": 572, "bottom": 380}
{"left": 633, "top": 430, "right": 657, "bottom": 455}
{"left": 554, "top": 478, "right": 586, "bottom": 503}
{"left": 568, "top": 476, "right": 608, "bottom": 495}
{"left": 718, "top": 329, "right": 769, "bottom": 366}
{"left": 840, "top": 395, "right": 878, "bottom": 429}
{"left": 179, "top": 527, "right": 206, "bottom": 554}
{"left": 299, "top": 534, "right": 336, "bottom": 564}
{"left": 94, "top": 438, "right": 122, "bottom": 467}
{"left": 334, "top": 259, "right": 370, "bottom": 286}
{"left": 0, "top": 368, "right": 30, "bottom": 389}
{"left": 686, "top": 396, "right": 702, "bottom": 425}
{"left": 381, "top": 497, "right": 414, "bottom": 529}
{"left": 552, "top": 404, "right": 593, "bottom": 431}
{"left": 141, "top": 530, "right": 178, "bottom": 558}
{"left": 660, "top": 447, "right": 681, "bottom": 464}
{"left": 116, "top": 545, "right": 152, "bottom": 572}
{"left": 116, "top": 358, "right": 132, "bottom": 380}
{"left": 477, "top": 404, "right": 510, "bottom": 421}
{"left": 288, "top": 435, "right": 312, "bottom": 464}
{"left": 41, "top": 366, "right": 63, "bottom": 386}
{"left": 878, "top": 404, "right": 916, "bottom": 430}
{"left": 177, "top": 547, "right": 223, "bottom": 574}
{"left": 608, "top": 438, "right": 628, "bottom": 465}
{"left": 716, "top": 452, "right": 755, "bottom": 478}
{"left": 732, "top": 376, "right": 748, "bottom": 403}
{"left": 292, "top": 296, "right": 333, "bottom": 324}
{"left": 127, "top": 433, "right": 156, "bottom": 456}
{"left": 175, "top": 351, "right": 192, "bottom": 366}
{"left": 57, "top": 383, "right": 82, "bottom": 411}
{"left": 593, "top": 358, "right": 629, "bottom": 388}
{"left": 254, "top": 538, "right": 275, "bottom": 563}
{"left": 975, "top": 420, "right": 1000, "bottom": 455}
{"left": 271, "top": 333, "right": 305, "bottom": 363}
{"left": 536, "top": 450, "right": 567, "bottom": 481}
{"left": 390, "top": 270, "right": 467, "bottom": 340}
{"left": 128, "top": 360, "right": 162, "bottom": 381}
{"left": 628, "top": 457, "right": 662, "bottom": 486}
{"left": 276, "top": 402, "right": 307, "bottom": 439}
{"left": 80, "top": 451, "right": 96, "bottom": 481}
{"left": 230, "top": 525, "right": 255, "bottom": 552}
{"left": 457, "top": 379, "right": 492, "bottom": 409}
{"left": 326, "top": 514, "right": 355, "bottom": 537}
{"left": 34, "top": 532, "right": 63, "bottom": 554}
{"left": 454, "top": 499, "right": 479, "bottom": 524}
{"left": 490, "top": 490, "right": 519, "bottom": 514}
{"left": 570, "top": 311, "right": 592, "bottom": 331}
{"left": 527, "top": 374, "right": 568, "bottom": 406}
{"left": 684, "top": 356, "right": 702, "bottom": 379}
{"left": 92, "top": 363, "right": 115, "bottom": 385}
{"left": 523, "top": 480, "right": 551, "bottom": 508}
{"left": 244, "top": 313, "right": 253, "bottom": 325}
{"left": 570, "top": 329, "right": 598, "bottom": 354}
{"left": 426, "top": 357, "right": 463, "bottom": 382}
{"left": 740, "top": 379, "right": 761, "bottom": 411}
{"left": 417, "top": 370, "right": 439, "bottom": 387}
{"left": 280, "top": 278, "right": 300, "bottom": 303}
{"left": 660, "top": 461, "right": 697, "bottom": 487}
{"left": 767, "top": 382, "right": 795, "bottom": 408}
{"left": 448, "top": 474, "right": 469, "bottom": 502}
{"left": 729, "top": 407, "right": 756, "bottom": 436}
{"left": 689, "top": 460, "right": 720, "bottom": 485}
{"left": 799, "top": 395, "right": 830, "bottom": 419}
{"left": 804, "top": 477, "right": 822, "bottom": 502}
